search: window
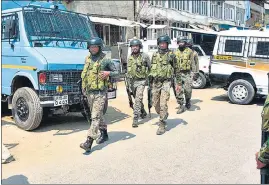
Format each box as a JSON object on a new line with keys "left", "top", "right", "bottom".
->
{"left": 236, "top": 7, "right": 245, "bottom": 25}
{"left": 225, "top": 40, "right": 243, "bottom": 53}
{"left": 193, "top": 46, "right": 204, "bottom": 56}
{"left": 192, "top": 0, "right": 208, "bottom": 16}
{"left": 218, "top": 36, "right": 246, "bottom": 56}
{"left": 224, "top": 3, "right": 235, "bottom": 21}
{"left": 210, "top": 1, "right": 223, "bottom": 19}
{"left": 248, "top": 37, "right": 269, "bottom": 58}
{"left": 1, "top": 14, "right": 18, "bottom": 40}
{"left": 256, "top": 42, "right": 269, "bottom": 56}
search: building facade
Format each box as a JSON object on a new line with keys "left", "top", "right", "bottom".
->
{"left": 64, "top": 0, "right": 136, "bottom": 46}
{"left": 137, "top": 0, "right": 251, "bottom": 40}
{"left": 246, "top": 0, "right": 265, "bottom": 28}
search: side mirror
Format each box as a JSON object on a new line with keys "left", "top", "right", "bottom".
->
{"left": 4, "top": 19, "right": 17, "bottom": 43}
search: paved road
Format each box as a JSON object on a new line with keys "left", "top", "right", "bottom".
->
{"left": 2, "top": 82, "right": 265, "bottom": 184}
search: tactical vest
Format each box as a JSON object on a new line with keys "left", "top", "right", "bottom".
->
{"left": 127, "top": 53, "right": 147, "bottom": 79}
{"left": 82, "top": 54, "right": 108, "bottom": 91}
{"left": 149, "top": 51, "right": 173, "bottom": 80}
{"left": 174, "top": 48, "right": 193, "bottom": 71}
{"left": 262, "top": 95, "right": 269, "bottom": 132}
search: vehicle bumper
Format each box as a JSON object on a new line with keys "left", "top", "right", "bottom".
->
{"left": 39, "top": 94, "right": 81, "bottom": 107}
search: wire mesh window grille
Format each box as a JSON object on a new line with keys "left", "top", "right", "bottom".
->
{"left": 23, "top": 7, "right": 96, "bottom": 42}
{"left": 218, "top": 36, "right": 246, "bottom": 57}
{"left": 1, "top": 14, "right": 18, "bottom": 40}
{"left": 248, "top": 37, "right": 269, "bottom": 59}
{"left": 225, "top": 40, "right": 243, "bottom": 53}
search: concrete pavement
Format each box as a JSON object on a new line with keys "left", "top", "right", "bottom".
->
{"left": 1, "top": 82, "right": 265, "bottom": 184}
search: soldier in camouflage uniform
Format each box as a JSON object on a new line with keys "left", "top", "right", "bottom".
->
{"left": 127, "top": 39, "right": 151, "bottom": 128}
{"left": 174, "top": 36, "right": 195, "bottom": 114}
{"left": 80, "top": 37, "right": 119, "bottom": 152}
{"left": 256, "top": 95, "right": 269, "bottom": 170}
{"left": 149, "top": 35, "right": 176, "bottom": 135}
{"left": 186, "top": 38, "right": 199, "bottom": 82}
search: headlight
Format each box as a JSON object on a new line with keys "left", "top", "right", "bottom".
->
{"left": 49, "top": 74, "right": 63, "bottom": 82}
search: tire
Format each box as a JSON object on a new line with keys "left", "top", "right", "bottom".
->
{"left": 227, "top": 79, "right": 255, "bottom": 105}
{"left": 11, "top": 87, "right": 43, "bottom": 131}
{"left": 192, "top": 72, "right": 207, "bottom": 89}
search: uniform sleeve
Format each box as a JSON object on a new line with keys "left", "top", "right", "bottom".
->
{"left": 106, "top": 59, "right": 119, "bottom": 78}
{"left": 81, "top": 56, "right": 89, "bottom": 79}
{"left": 190, "top": 51, "right": 196, "bottom": 73}
{"left": 81, "top": 56, "right": 90, "bottom": 89}
{"left": 193, "top": 52, "right": 199, "bottom": 73}
{"left": 258, "top": 138, "right": 269, "bottom": 164}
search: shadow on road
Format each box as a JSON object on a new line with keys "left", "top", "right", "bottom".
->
{"left": 138, "top": 113, "right": 159, "bottom": 125}
{"left": 2, "top": 175, "right": 29, "bottom": 184}
{"left": 211, "top": 94, "right": 266, "bottom": 106}
{"left": 84, "top": 131, "right": 136, "bottom": 154}
{"left": 188, "top": 99, "right": 202, "bottom": 112}
{"left": 166, "top": 118, "right": 188, "bottom": 131}
{"left": 33, "top": 106, "right": 130, "bottom": 135}
{"left": 4, "top": 143, "right": 19, "bottom": 150}
{"left": 153, "top": 118, "right": 188, "bottom": 131}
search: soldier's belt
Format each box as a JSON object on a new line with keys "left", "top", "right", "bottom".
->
{"left": 179, "top": 70, "right": 191, "bottom": 73}
{"left": 153, "top": 77, "right": 171, "bottom": 82}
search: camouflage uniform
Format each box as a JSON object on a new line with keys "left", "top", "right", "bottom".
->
{"left": 81, "top": 52, "right": 118, "bottom": 139}
{"left": 192, "top": 50, "right": 199, "bottom": 74}
{"left": 174, "top": 47, "right": 194, "bottom": 107}
{"left": 258, "top": 95, "right": 269, "bottom": 164}
{"left": 149, "top": 36, "right": 176, "bottom": 135}
{"left": 127, "top": 52, "right": 151, "bottom": 126}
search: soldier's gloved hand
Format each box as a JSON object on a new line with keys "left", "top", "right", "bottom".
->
{"left": 256, "top": 152, "right": 267, "bottom": 169}
{"left": 100, "top": 71, "right": 110, "bottom": 80}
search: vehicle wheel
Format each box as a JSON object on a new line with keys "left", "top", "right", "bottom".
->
{"left": 228, "top": 79, "right": 255, "bottom": 105}
{"left": 192, "top": 72, "right": 207, "bottom": 89}
{"left": 11, "top": 87, "right": 43, "bottom": 131}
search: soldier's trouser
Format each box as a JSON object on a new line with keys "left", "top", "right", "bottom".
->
{"left": 176, "top": 72, "right": 192, "bottom": 105}
{"left": 86, "top": 91, "right": 107, "bottom": 140}
{"left": 133, "top": 85, "right": 146, "bottom": 120}
{"left": 152, "top": 80, "right": 171, "bottom": 122}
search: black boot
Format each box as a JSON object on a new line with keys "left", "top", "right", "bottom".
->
{"left": 96, "top": 129, "right": 109, "bottom": 144}
{"left": 185, "top": 99, "right": 191, "bottom": 109}
{"left": 156, "top": 121, "right": 167, "bottom": 135}
{"left": 177, "top": 105, "right": 185, "bottom": 114}
{"left": 140, "top": 110, "right": 147, "bottom": 119}
{"left": 80, "top": 136, "right": 94, "bottom": 152}
{"left": 132, "top": 119, "right": 138, "bottom": 128}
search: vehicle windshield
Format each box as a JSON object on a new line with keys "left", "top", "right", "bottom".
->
{"left": 23, "top": 7, "right": 96, "bottom": 42}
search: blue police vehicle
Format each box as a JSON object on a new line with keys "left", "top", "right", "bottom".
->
{"left": 2, "top": 1, "right": 116, "bottom": 130}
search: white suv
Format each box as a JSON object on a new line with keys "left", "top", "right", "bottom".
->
{"left": 192, "top": 45, "right": 211, "bottom": 89}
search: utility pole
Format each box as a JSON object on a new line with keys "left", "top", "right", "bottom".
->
{"left": 152, "top": 4, "right": 155, "bottom": 39}
{"left": 133, "top": 0, "right": 136, "bottom": 37}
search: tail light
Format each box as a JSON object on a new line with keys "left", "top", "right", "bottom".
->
{"left": 39, "top": 73, "right": 46, "bottom": 84}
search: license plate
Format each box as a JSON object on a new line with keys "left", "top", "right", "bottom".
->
{"left": 107, "top": 91, "right": 116, "bottom": 99}
{"left": 54, "top": 95, "right": 68, "bottom": 106}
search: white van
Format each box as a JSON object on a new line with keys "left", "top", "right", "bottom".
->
{"left": 209, "top": 28, "right": 269, "bottom": 104}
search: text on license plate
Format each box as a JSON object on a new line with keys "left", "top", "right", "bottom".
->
{"left": 54, "top": 95, "right": 68, "bottom": 106}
